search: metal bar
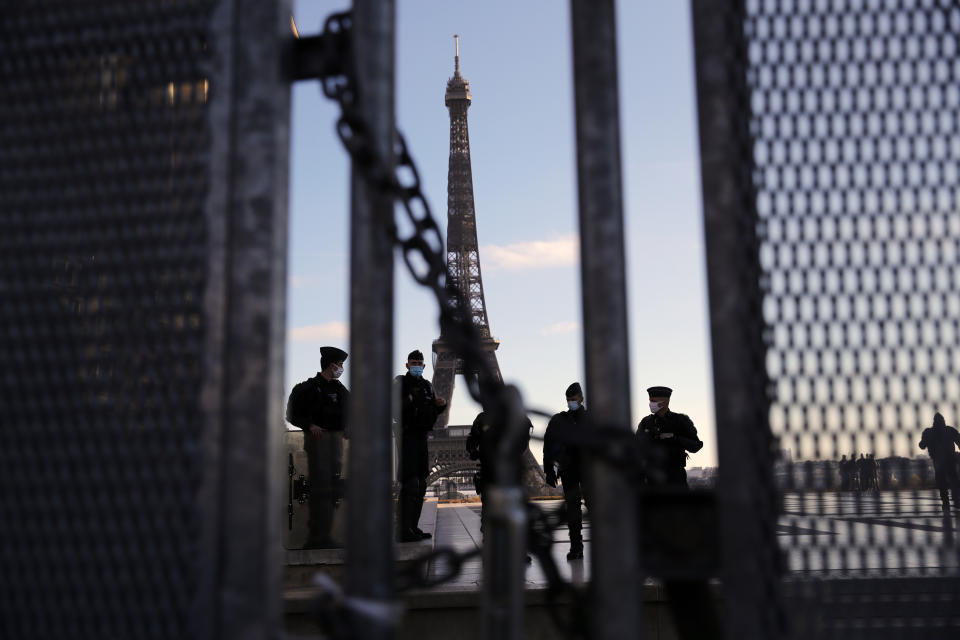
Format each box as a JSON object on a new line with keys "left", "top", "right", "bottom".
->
{"left": 569, "top": 1, "right": 643, "bottom": 638}
{"left": 345, "top": 0, "right": 396, "bottom": 636}
{"left": 690, "top": 1, "right": 782, "bottom": 638}
{"left": 207, "top": 0, "right": 292, "bottom": 638}
{"left": 482, "top": 385, "right": 528, "bottom": 640}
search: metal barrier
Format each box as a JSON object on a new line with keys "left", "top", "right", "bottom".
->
{"left": 693, "top": 0, "right": 960, "bottom": 638}
{"left": 0, "top": 1, "right": 291, "bottom": 639}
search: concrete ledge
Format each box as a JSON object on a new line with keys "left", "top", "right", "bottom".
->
{"left": 284, "top": 501, "right": 439, "bottom": 589}
{"left": 283, "top": 580, "right": 709, "bottom": 640}
{"left": 284, "top": 577, "right": 706, "bottom": 613}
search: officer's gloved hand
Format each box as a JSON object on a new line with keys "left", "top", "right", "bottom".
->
{"left": 545, "top": 472, "right": 557, "bottom": 488}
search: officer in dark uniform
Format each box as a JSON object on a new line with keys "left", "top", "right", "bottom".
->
{"left": 636, "top": 386, "right": 720, "bottom": 639}
{"left": 543, "top": 382, "right": 589, "bottom": 560}
{"left": 466, "top": 410, "right": 532, "bottom": 537}
{"left": 396, "top": 349, "right": 447, "bottom": 542}
{"left": 919, "top": 412, "right": 960, "bottom": 512}
{"left": 286, "top": 346, "right": 349, "bottom": 549}
{"left": 636, "top": 386, "right": 703, "bottom": 487}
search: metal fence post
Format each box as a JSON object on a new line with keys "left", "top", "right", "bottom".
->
{"left": 345, "top": 0, "right": 397, "bottom": 637}
{"left": 570, "top": 1, "right": 643, "bottom": 638}
{"left": 691, "top": 1, "right": 782, "bottom": 638}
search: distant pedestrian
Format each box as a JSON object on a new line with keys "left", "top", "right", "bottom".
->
{"left": 856, "top": 454, "right": 869, "bottom": 492}
{"left": 286, "top": 346, "right": 349, "bottom": 549}
{"left": 919, "top": 413, "right": 960, "bottom": 512}
{"left": 395, "top": 350, "right": 447, "bottom": 542}
{"left": 838, "top": 455, "right": 850, "bottom": 490}
{"left": 868, "top": 453, "right": 879, "bottom": 491}
{"left": 543, "top": 382, "right": 590, "bottom": 561}
{"left": 849, "top": 451, "right": 860, "bottom": 491}
{"left": 636, "top": 386, "right": 703, "bottom": 487}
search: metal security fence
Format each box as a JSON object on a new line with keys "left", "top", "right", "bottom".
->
{"left": 694, "top": 0, "right": 960, "bottom": 637}
{"left": 0, "top": 2, "right": 291, "bottom": 639}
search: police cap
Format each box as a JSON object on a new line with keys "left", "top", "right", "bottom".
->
{"left": 646, "top": 386, "right": 672, "bottom": 398}
{"left": 320, "top": 346, "right": 348, "bottom": 368}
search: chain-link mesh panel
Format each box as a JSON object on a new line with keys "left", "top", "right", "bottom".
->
{"left": 739, "top": 0, "right": 960, "bottom": 636}
{"left": 0, "top": 3, "right": 216, "bottom": 638}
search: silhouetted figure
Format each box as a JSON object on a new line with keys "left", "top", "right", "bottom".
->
{"left": 286, "top": 346, "right": 349, "bottom": 549}
{"left": 636, "top": 386, "right": 703, "bottom": 487}
{"left": 868, "top": 453, "right": 879, "bottom": 491}
{"left": 919, "top": 413, "right": 960, "bottom": 512}
{"left": 544, "top": 382, "right": 590, "bottom": 561}
{"left": 838, "top": 455, "right": 851, "bottom": 490}
{"left": 466, "top": 410, "right": 532, "bottom": 538}
{"left": 847, "top": 453, "right": 861, "bottom": 492}
{"left": 856, "top": 454, "right": 870, "bottom": 492}
{"left": 395, "top": 350, "right": 446, "bottom": 542}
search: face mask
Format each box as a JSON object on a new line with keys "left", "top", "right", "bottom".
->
{"left": 332, "top": 365, "right": 343, "bottom": 379}
{"left": 567, "top": 400, "right": 580, "bottom": 411}
{"left": 410, "top": 365, "right": 424, "bottom": 377}
{"left": 649, "top": 401, "right": 661, "bottom": 413}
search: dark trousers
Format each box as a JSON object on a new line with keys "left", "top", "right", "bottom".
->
{"left": 305, "top": 430, "right": 342, "bottom": 546}
{"left": 400, "top": 474, "right": 427, "bottom": 533}
{"left": 665, "top": 466, "right": 688, "bottom": 488}
{"left": 934, "top": 459, "right": 960, "bottom": 510}
{"left": 560, "top": 470, "right": 587, "bottom": 549}
{"left": 399, "top": 434, "right": 429, "bottom": 535}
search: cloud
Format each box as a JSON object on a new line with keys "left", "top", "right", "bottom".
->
{"left": 541, "top": 321, "right": 580, "bottom": 336}
{"left": 289, "top": 322, "right": 348, "bottom": 342}
{"left": 481, "top": 234, "right": 579, "bottom": 270}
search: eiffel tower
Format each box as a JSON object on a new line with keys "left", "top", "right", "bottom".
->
{"left": 431, "top": 36, "right": 550, "bottom": 493}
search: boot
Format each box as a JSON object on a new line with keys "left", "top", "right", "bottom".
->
{"left": 567, "top": 528, "right": 584, "bottom": 560}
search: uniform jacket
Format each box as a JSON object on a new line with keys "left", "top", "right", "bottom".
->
{"left": 286, "top": 374, "right": 349, "bottom": 432}
{"left": 395, "top": 373, "right": 442, "bottom": 479}
{"left": 636, "top": 410, "right": 703, "bottom": 472}
{"left": 543, "top": 407, "right": 587, "bottom": 481}
{"left": 396, "top": 373, "right": 442, "bottom": 435}
{"left": 466, "top": 411, "right": 532, "bottom": 484}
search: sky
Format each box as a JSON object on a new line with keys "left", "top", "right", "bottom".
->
{"left": 285, "top": 0, "right": 717, "bottom": 467}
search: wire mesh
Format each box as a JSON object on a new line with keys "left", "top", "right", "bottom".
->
{"left": 0, "top": 2, "right": 215, "bottom": 638}
{"left": 738, "top": 0, "right": 960, "bottom": 636}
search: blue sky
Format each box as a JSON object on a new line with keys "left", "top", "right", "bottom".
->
{"left": 286, "top": 1, "right": 717, "bottom": 467}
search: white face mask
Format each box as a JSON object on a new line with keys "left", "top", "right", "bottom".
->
{"left": 649, "top": 401, "right": 662, "bottom": 413}
{"left": 332, "top": 365, "right": 344, "bottom": 379}
{"left": 567, "top": 400, "right": 580, "bottom": 411}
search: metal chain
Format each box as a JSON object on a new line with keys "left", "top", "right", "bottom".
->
{"left": 308, "top": 11, "right": 648, "bottom": 639}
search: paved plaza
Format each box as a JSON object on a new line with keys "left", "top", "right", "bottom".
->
{"left": 422, "top": 490, "right": 960, "bottom": 590}
{"left": 781, "top": 490, "right": 960, "bottom": 575}
{"left": 426, "top": 500, "right": 591, "bottom": 589}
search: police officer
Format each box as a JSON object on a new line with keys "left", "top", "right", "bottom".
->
{"left": 396, "top": 350, "right": 447, "bottom": 542}
{"left": 636, "top": 386, "right": 703, "bottom": 487}
{"left": 466, "top": 410, "right": 532, "bottom": 538}
{"left": 286, "top": 346, "right": 349, "bottom": 549}
{"left": 919, "top": 413, "right": 960, "bottom": 512}
{"left": 543, "top": 382, "right": 589, "bottom": 561}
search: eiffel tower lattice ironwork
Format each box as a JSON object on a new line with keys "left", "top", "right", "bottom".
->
{"left": 431, "top": 36, "right": 550, "bottom": 494}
